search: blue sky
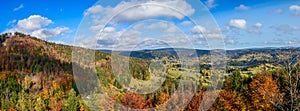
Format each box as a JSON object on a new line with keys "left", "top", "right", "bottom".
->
{"left": 1, "top": 0, "right": 300, "bottom": 50}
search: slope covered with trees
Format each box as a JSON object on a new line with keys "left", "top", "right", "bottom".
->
{"left": 0, "top": 32, "right": 299, "bottom": 110}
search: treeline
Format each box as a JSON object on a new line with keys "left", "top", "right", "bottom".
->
{"left": 105, "top": 66, "right": 299, "bottom": 111}
{"left": 93, "top": 61, "right": 300, "bottom": 110}
{"left": 0, "top": 33, "right": 86, "bottom": 110}
{"left": 208, "top": 65, "right": 299, "bottom": 111}
{"left": 0, "top": 71, "right": 87, "bottom": 110}
{"left": 0, "top": 33, "right": 73, "bottom": 75}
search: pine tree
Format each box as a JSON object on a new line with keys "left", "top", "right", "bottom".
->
{"left": 62, "top": 89, "right": 80, "bottom": 111}
{"left": 34, "top": 97, "right": 46, "bottom": 111}
{"left": 16, "top": 91, "right": 28, "bottom": 110}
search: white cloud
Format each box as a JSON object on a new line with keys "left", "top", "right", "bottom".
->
{"left": 91, "top": 23, "right": 144, "bottom": 49}
{"left": 113, "top": 1, "right": 195, "bottom": 23}
{"left": 273, "top": 38, "right": 282, "bottom": 41}
{"left": 158, "top": 35, "right": 193, "bottom": 48}
{"left": 273, "top": 8, "right": 284, "bottom": 14}
{"left": 165, "top": 27, "right": 179, "bottom": 33}
{"left": 84, "top": 5, "right": 104, "bottom": 16}
{"left": 179, "top": 21, "right": 192, "bottom": 26}
{"left": 31, "top": 27, "right": 70, "bottom": 39}
{"left": 5, "top": 15, "right": 70, "bottom": 39}
{"left": 81, "top": 1, "right": 227, "bottom": 50}
{"left": 205, "top": 33, "right": 224, "bottom": 39}
{"left": 248, "top": 29, "right": 261, "bottom": 34}
{"left": 90, "top": 24, "right": 104, "bottom": 31}
{"left": 228, "top": 19, "right": 247, "bottom": 29}
{"left": 90, "top": 21, "right": 208, "bottom": 50}
{"left": 263, "top": 41, "right": 271, "bottom": 45}
{"left": 147, "top": 21, "right": 179, "bottom": 33}
{"left": 191, "top": 25, "right": 206, "bottom": 33}
{"left": 148, "top": 22, "right": 170, "bottom": 29}
{"left": 94, "top": 21, "right": 190, "bottom": 50}
{"left": 95, "top": 28, "right": 144, "bottom": 49}
{"left": 235, "top": 4, "right": 250, "bottom": 10}
{"left": 289, "top": 5, "right": 300, "bottom": 16}
{"left": 192, "top": 27, "right": 224, "bottom": 39}
{"left": 13, "top": 4, "right": 24, "bottom": 11}
{"left": 253, "top": 22, "right": 263, "bottom": 28}
{"left": 226, "top": 40, "right": 236, "bottom": 44}
{"left": 17, "top": 15, "right": 53, "bottom": 31}
{"left": 85, "top": 0, "right": 195, "bottom": 31}
{"left": 7, "top": 19, "right": 16, "bottom": 26}
{"left": 103, "top": 27, "right": 115, "bottom": 33}
{"left": 205, "top": 0, "right": 217, "bottom": 9}
{"left": 271, "top": 24, "right": 300, "bottom": 34}
{"left": 285, "top": 40, "right": 298, "bottom": 46}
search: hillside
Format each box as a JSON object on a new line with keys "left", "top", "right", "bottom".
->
{"left": 0, "top": 33, "right": 73, "bottom": 72}
{"left": 0, "top": 33, "right": 154, "bottom": 110}
{"left": 0, "top": 33, "right": 91, "bottom": 110}
{"left": 0, "top": 33, "right": 299, "bottom": 110}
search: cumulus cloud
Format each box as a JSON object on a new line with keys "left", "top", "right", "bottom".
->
{"left": 180, "top": 21, "right": 192, "bottom": 26}
{"left": 85, "top": 0, "right": 195, "bottom": 32}
{"left": 113, "top": 1, "right": 195, "bottom": 23}
{"left": 90, "top": 24, "right": 104, "bottom": 31}
{"left": 80, "top": 1, "right": 223, "bottom": 50}
{"left": 99, "top": 30, "right": 144, "bottom": 49}
{"left": 94, "top": 25, "right": 143, "bottom": 49}
{"left": 84, "top": 5, "right": 104, "bottom": 16}
{"left": 31, "top": 27, "right": 70, "bottom": 39}
{"left": 94, "top": 22, "right": 189, "bottom": 50}
{"left": 285, "top": 40, "right": 299, "bottom": 46}
{"left": 273, "top": 8, "right": 284, "bottom": 14}
{"left": 273, "top": 38, "right": 282, "bottom": 41}
{"left": 7, "top": 19, "right": 17, "bottom": 26}
{"left": 147, "top": 21, "right": 179, "bottom": 33}
{"left": 235, "top": 4, "right": 250, "bottom": 10}
{"left": 205, "top": 0, "right": 217, "bottom": 9}
{"left": 226, "top": 40, "right": 236, "bottom": 44}
{"left": 103, "top": 27, "right": 115, "bottom": 33}
{"left": 191, "top": 26, "right": 224, "bottom": 39}
{"left": 289, "top": 5, "right": 300, "bottom": 16}
{"left": 253, "top": 22, "right": 263, "bottom": 28}
{"left": 248, "top": 29, "right": 261, "bottom": 34}
{"left": 5, "top": 15, "right": 70, "bottom": 39}
{"left": 89, "top": 21, "right": 209, "bottom": 50}
{"left": 147, "top": 22, "right": 170, "bottom": 29}
{"left": 13, "top": 4, "right": 24, "bottom": 11}
{"left": 205, "top": 33, "right": 224, "bottom": 39}
{"left": 228, "top": 19, "right": 247, "bottom": 29}
{"left": 191, "top": 25, "right": 206, "bottom": 33}
{"left": 17, "top": 15, "right": 53, "bottom": 31}
{"left": 271, "top": 24, "right": 300, "bottom": 34}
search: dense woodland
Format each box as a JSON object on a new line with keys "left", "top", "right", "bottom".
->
{"left": 0, "top": 33, "right": 299, "bottom": 110}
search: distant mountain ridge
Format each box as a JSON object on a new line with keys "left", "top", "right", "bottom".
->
{"left": 99, "top": 47, "right": 300, "bottom": 60}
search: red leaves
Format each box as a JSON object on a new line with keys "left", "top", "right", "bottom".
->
{"left": 120, "top": 92, "right": 148, "bottom": 109}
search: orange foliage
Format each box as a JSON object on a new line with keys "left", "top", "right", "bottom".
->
{"left": 120, "top": 92, "right": 148, "bottom": 109}
{"left": 211, "top": 90, "right": 246, "bottom": 111}
{"left": 156, "top": 93, "right": 170, "bottom": 106}
{"left": 249, "top": 71, "right": 282, "bottom": 110}
{"left": 186, "top": 91, "right": 205, "bottom": 111}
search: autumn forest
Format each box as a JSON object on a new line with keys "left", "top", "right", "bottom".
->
{"left": 0, "top": 33, "right": 299, "bottom": 111}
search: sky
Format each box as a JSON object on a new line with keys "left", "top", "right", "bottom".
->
{"left": 1, "top": 0, "right": 300, "bottom": 50}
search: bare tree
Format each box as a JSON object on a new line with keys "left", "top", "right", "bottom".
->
{"left": 275, "top": 48, "right": 300, "bottom": 111}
